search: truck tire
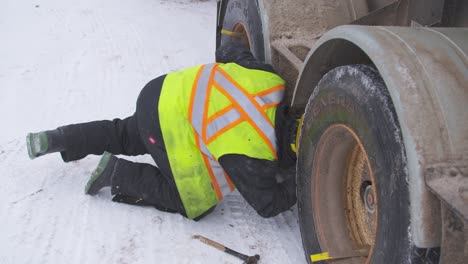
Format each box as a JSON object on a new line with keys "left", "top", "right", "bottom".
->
{"left": 217, "top": 0, "right": 266, "bottom": 62}
{"left": 297, "top": 65, "right": 440, "bottom": 263}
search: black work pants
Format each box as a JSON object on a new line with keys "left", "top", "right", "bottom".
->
{"left": 58, "top": 75, "right": 186, "bottom": 215}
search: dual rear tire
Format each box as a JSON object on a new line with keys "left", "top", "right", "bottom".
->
{"left": 297, "top": 65, "right": 439, "bottom": 263}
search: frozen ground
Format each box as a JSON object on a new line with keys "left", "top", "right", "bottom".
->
{"left": 0, "top": 0, "right": 304, "bottom": 263}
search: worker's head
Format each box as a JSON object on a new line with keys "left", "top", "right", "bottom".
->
{"left": 215, "top": 42, "right": 256, "bottom": 64}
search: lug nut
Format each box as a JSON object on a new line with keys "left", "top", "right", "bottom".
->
{"left": 364, "top": 185, "right": 375, "bottom": 213}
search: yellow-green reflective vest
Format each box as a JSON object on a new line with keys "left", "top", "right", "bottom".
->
{"left": 159, "top": 63, "right": 285, "bottom": 219}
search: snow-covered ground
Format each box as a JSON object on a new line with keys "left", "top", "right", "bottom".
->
{"left": 0, "top": 0, "right": 305, "bottom": 263}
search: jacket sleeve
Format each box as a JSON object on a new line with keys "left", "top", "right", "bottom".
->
{"left": 218, "top": 154, "right": 296, "bottom": 218}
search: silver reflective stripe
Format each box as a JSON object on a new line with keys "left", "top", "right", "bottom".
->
{"left": 189, "top": 63, "right": 229, "bottom": 196}
{"left": 191, "top": 63, "right": 216, "bottom": 136}
{"left": 207, "top": 156, "right": 231, "bottom": 196}
{"left": 213, "top": 71, "right": 277, "bottom": 152}
{"left": 206, "top": 108, "right": 241, "bottom": 140}
{"left": 198, "top": 137, "right": 211, "bottom": 156}
{"left": 254, "top": 89, "right": 284, "bottom": 107}
{"left": 199, "top": 138, "right": 230, "bottom": 198}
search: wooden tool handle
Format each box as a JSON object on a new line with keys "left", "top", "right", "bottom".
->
{"left": 192, "top": 235, "right": 225, "bottom": 251}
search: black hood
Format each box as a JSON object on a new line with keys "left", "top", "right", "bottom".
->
{"left": 215, "top": 42, "right": 276, "bottom": 73}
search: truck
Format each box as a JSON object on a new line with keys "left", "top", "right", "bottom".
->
{"left": 215, "top": 0, "right": 467, "bottom": 263}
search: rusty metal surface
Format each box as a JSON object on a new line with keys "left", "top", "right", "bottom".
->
{"left": 345, "top": 144, "right": 376, "bottom": 247}
{"left": 367, "top": 0, "right": 397, "bottom": 11}
{"left": 408, "top": 0, "right": 445, "bottom": 26}
{"left": 270, "top": 40, "right": 305, "bottom": 71}
{"left": 426, "top": 160, "right": 468, "bottom": 221}
{"left": 351, "top": 1, "right": 402, "bottom": 26}
{"left": 260, "top": 0, "right": 369, "bottom": 44}
{"left": 352, "top": 0, "right": 448, "bottom": 27}
{"left": 259, "top": 0, "right": 370, "bottom": 102}
{"left": 354, "top": 0, "right": 468, "bottom": 27}
{"left": 442, "top": 0, "right": 468, "bottom": 27}
{"left": 292, "top": 26, "right": 468, "bottom": 248}
{"left": 439, "top": 204, "right": 467, "bottom": 264}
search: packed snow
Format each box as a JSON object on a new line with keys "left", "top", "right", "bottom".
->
{"left": 0, "top": 0, "right": 305, "bottom": 263}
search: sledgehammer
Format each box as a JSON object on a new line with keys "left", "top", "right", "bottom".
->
{"left": 193, "top": 235, "right": 260, "bottom": 264}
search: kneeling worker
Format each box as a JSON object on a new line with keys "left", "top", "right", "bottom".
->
{"left": 26, "top": 43, "right": 299, "bottom": 220}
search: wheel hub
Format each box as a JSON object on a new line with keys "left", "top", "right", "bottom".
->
{"left": 312, "top": 124, "right": 377, "bottom": 263}
{"left": 231, "top": 23, "right": 251, "bottom": 48}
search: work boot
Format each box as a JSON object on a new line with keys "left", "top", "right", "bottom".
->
{"left": 85, "top": 152, "right": 118, "bottom": 195}
{"left": 26, "top": 129, "right": 65, "bottom": 159}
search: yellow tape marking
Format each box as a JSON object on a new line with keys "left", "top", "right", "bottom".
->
{"left": 221, "top": 29, "right": 244, "bottom": 37}
{"left": 310, "top": 252, "right": 332, "bottom": 262}
{"left": 221, "top": 29, "right": 235, "bottom": 36}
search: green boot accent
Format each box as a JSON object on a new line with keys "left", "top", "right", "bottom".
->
{"left": 26, "top": 132, "right": 48, "bottom": 159}
{"left": 85, "top": 152, "right": 115, "bottom": 195}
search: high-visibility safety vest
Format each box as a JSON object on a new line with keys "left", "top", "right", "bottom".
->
{"left": 159, "top": 63, "right": 285, "bottom": 219}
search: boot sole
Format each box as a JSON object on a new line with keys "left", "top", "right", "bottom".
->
{"left": 85, "top": 152, "right": 113, "bottom": 195}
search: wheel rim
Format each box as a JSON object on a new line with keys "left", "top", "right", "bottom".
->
{"left": 312, "top": 124, "right": 377, "bottom": 263}
{"left": 231, "top": 23, "right": 251, "bottom": 49}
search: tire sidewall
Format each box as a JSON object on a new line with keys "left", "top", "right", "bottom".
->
{"left": 297, "top": 65, "right": 414, "bottom": 263}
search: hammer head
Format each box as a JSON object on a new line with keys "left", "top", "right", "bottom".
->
{"left": 243, "top": 254, "right": 260, "bottom": 264}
